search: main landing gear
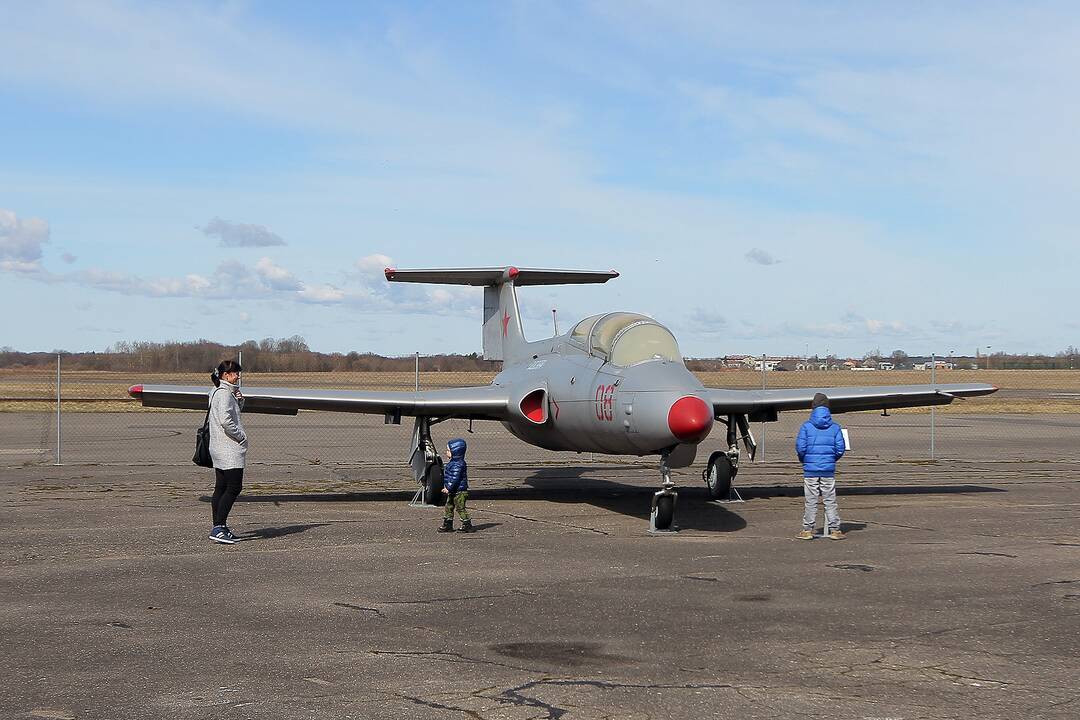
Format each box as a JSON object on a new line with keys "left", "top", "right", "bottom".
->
{"left": 703, "top": 414, "right": 757, "bottom": 501}
{"left": 409, "top": 416, "right": 446, "bottom": 507}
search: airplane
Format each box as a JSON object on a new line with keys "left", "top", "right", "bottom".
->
{"left": 129, "top": 266, "right": 997, "bottom": 531}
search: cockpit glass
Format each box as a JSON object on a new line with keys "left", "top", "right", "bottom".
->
{"left": 569, "top": 314, "right": 602, "bottom": 345}
{"left": 609, "top": 323, "right": 682, "bottom": 366}
{"left": 589, "top": 313, "right": 650, "bottom": 357}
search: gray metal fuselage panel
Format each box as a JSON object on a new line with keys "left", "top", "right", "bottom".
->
{"left": 494, "top": 334, "right": 709, "bottom": 455}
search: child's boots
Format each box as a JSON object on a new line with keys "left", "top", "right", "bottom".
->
{"left": 437, "top": 518, "right": 454, "bottom": 533}
{"left": 458, "top": 520, "right": 475, "bottom": 533}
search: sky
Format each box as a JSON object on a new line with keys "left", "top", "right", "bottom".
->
{"left": 2, "top": 1, "right": 1079, "bottom": 359}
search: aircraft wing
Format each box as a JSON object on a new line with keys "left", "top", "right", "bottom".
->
{"left": 128, "top": 384, "right": 511, "bottom": 421}
{"left": 707, "top": 382, "right": 997, "bottom": 419}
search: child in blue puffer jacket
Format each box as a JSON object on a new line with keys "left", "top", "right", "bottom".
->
{"left": 795, "top": 393, "right": 847, "bottom": 540}
{"left": 438, "top": 438, "right": 474, "bottom": 533}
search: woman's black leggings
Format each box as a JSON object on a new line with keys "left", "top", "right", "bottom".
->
{"left": 212, "top": 467, "right": 244, "bottom": 526}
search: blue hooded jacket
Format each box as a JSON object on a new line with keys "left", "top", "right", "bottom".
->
{"left": 795, "top": 406, "right": 846, "bottom": 477}
{"left": 443, "top": 438, "right": 468, "bottom": 494}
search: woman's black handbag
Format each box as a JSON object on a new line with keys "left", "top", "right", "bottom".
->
{"left": 192, "top": 390, "right": 218, "bottom": 468}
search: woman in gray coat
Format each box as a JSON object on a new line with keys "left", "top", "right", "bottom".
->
{"left": 208, "top": 360, "right": 248, "bottom": 544}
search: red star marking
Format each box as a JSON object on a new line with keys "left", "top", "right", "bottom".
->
{"left": 502, "top": 311, "right": 511, "bottom": 337}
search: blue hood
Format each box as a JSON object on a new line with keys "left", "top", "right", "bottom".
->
{"left": 810, "top": 406, "right": 833, "bottom": 429}
{"left": 448, "top": 438, "right": 467, "bottom": 460}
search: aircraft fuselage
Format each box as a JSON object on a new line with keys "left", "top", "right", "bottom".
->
{"left": 491, "top": 333, "right": 714, "bottom": 466}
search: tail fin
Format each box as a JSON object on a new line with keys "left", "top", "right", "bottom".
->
{"left": 384, "top": 266, "right": 619, "bottom": 362}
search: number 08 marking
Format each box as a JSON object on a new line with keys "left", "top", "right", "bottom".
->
{"left": 594, "top": 384, "right": 615, "bottom": 421}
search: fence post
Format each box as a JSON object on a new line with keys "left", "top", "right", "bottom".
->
{"left": 760, "top": 353, "right": 766, "bottom": 462}
{"left": 55, "top": 353, "right": 62, "bottom": 466}
{"left": 930, "top": 352, "right": 936, "bottom": 461}
{"left": 415, "top": 352, "right": 420, "bottom": 391}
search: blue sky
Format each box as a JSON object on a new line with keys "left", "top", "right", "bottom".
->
{"left": 2, "top": 1, "right": 1078, "bottom": 358}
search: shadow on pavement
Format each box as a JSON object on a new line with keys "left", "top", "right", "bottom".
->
{"left": 200, "top": 468, "right": 1005, "bottom": 536}
{"left": 237, "top": 523, "right": 329, "bottom": 541}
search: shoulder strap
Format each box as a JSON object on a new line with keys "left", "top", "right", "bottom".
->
{"left": 203, "top": 388, "right": 221, "bottom": 426}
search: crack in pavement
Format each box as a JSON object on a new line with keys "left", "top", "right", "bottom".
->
{"left": 957, "top": 551, "right": 1019, "bottom": 558}
{"left": 380, "top": 589, "right": 538, "bottom": 605}
{"left": 829, "top": 563, "right": 876, "bottom": 572}
{"left": 490, "top": 678, "right": 738, "bottom": 720}
{"left": 1034, "top": 579, "right": 1080, "bottom": 587}
{"left": 860, "top": 520, "right": 937, "bottom": 531}
{"left": 399, "top": 692, "right": 487, "bottom": 719}
{"left": 478, "top": 508, "right": 611, "bottom": 535}
{"left": 366, "top": 649, "right": 540, "bottom": 673}
{"left": 332, "top": 602, "right": 385, "bottom": 618}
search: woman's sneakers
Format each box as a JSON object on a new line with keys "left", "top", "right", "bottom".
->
{"left": 209, "top": 525, "right": 237, "bottom": 544}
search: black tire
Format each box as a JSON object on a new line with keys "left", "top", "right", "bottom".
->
{"left": 704, "top": 451, "right": 733, "bottom": 500}
{"left": 425, "top": 458, "right": 446, "bottom": 506}
{"left": 653, "top": 494, "right": 675, "bottom": 530}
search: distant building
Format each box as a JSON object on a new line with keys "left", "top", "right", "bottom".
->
{"left": 912, "top": 360, "right": 954, "bottom": 371}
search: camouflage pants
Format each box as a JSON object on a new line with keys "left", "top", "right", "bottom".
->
{"left": 443, "top": 491, "right": 470, "bottom": 522}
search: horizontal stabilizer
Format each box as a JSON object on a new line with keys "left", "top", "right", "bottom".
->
{"left": 384, "top": 266, "right": 618, "bottom": 286}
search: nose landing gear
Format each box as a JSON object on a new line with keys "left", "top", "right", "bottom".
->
{"left": 650, "top": 452, "right": 678, "bottom": 533}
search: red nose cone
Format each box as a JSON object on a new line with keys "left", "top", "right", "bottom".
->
{"left": 128, "top": 385, "right": 143, "bottom": 398}
{"left": 667, "top": 396, "right": 713, "bottom": 442}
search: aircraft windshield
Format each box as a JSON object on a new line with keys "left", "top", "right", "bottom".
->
{"left": 589, "top": 313, "right": 650, "bottom": 357}
{"left": 570, "top": 314, "right": 603, "bottom": 345}
{"left": 609, "top": 323, "right": 682, "bottom": 366}
{"left": 570, "top": 312, "right": 682, "bottom": 365}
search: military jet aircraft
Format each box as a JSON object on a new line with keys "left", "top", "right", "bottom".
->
{"left": 129, "top": 266, "right": 997, "bottom": 530}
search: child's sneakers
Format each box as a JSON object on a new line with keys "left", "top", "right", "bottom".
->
{"left": 209, "top": 525, "right": 237, "bottom": 544}
{"left": 796, "top": 529, "right": 814, "bottom": 540}
{"left": 828, "top": 529, "right": 847, "bottom": 540}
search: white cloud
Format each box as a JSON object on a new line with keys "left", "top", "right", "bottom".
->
{"left": 744, "top": 248, "right": 780, "bottom": 266}
{"left": 0, "top": 260, "right": 44, "bottom": 274}
{"left": 0, "top": 209, "right": 49, "bottom": 266}
{"left": 254, "top": 257, "right": 302, "bottom": 290}
{"left": 201, "top": 217, "right": 287, "bottom": 247}
{"left": 298, "top": 284, "right": 345, "bottom": 303}
{"left": 356, "top": 254, "right": 394, "bottom": 273}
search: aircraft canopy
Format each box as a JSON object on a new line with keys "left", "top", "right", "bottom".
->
{"left": 570, "top": 312, "right": 682, "bottom": 366}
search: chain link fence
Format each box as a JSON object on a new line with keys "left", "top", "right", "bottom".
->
{"left": 3, "top": 357, "right": 1079, "bottom": 474}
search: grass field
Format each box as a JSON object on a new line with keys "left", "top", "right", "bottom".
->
{"left": 1, "top": 369, "right": 1078, "bottom": 413}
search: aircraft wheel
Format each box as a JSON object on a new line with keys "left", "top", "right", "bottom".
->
{"left": 653, "top": 495, "right": 675, "bottom": 530}
{"left": 704, "top": 451, "right": 733, "bottom": 500}
{"left": 425, "top": 458, "right": 446, "bottom": 506}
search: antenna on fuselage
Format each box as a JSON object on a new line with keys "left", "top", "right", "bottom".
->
{"left": 552, "top": 308, "right": 559, "bottom": 336}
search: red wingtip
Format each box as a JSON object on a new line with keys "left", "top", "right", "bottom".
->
{"left": 384, "top": 267, "right": 396, "bottom": 280}
{"left": 507, "top": 266, "right": 520, "bottom": 278}
{"left": 128, "top": 385, "right": 143, "bottom": 398}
